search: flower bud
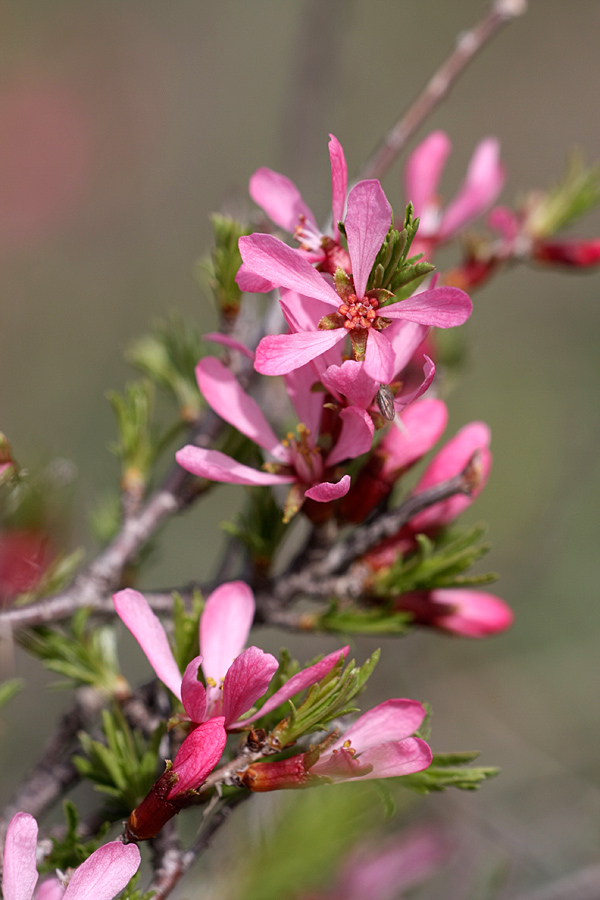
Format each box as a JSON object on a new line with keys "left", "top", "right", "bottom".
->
{"left": 533, "top": 238, "right": 600, "bottom": 268}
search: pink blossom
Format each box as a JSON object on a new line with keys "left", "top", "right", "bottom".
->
{"left": 404, "top": 131, "right": 505, "bottom": 253}
{"left": 241, "top": 699, "right": 432, "bottom": 790}
{"left": 240, "top": 180, "right": 472, "bottom": 382}
{"left": 114, "top": 583, "right": 348, "bottom": 730}
{"left": 125, "top": 717, "right": 228, "bottom": 841}
{"left": 394, "top": 588, "right": 514, "bottom": 638}
{"left": 175, "top": 356, "right": 375, "bottom": 512}
{"left": 1, "top": 812, "right": 140, "bottom": 900}
{"left": 237, "top": 134, "right": 349, "bottom": 291}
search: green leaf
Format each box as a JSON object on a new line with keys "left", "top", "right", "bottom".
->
{"left": 172, "top": 590, "right": 203, "bottom": 672}
{"left": 39, "top": 801, "right": 111, "bottom": 874}
{"left": 399, "top": 764, "right": 499, "bottom": 794}
{"left": 318, "top": 604, "right": 412, "bottom": 635}
{"left": 0, "top": 678, "right": 24, "bottom": 708}
{"left": 197, "top": 214, "right": 250, "bottom": 319}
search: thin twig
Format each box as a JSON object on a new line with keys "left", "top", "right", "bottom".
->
{"left": 358, "top": 0, "right": 527, "bottom": 182}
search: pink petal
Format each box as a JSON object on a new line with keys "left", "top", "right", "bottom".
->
{"left": 113, "top": 589, "right": 182, "bottom": 699}
{"left": 62, "top": 843, "right": 140, "bottom": 900}
{"left": 386, "top": 319, "right": 430, "bottom": 375}
{"left": 3, "top": 812, "right": 39, "bottom": 900}
{"left": 404, "top": 131, "right": 451, "bottom": 216}
{"left": 321, "top": 360, "right": 378, "bottom": 409}
{"left": 380, "top": 398, "right": 448, "bottom": 477}
{"left": 200, "top": 581, "right": 256, "bottom": 684}
{"left": 279, "top": 288, "right": 334, "bottom": 335}
{"left": 196, "top": 358, "right": 286, "bottom": 460}
{"left": 410, "top": 421, "right": 492, "bottom": 532}
{"left": 35, "top": 880, "right": 65, "bottom": 900}
{"left": 384, "top": 286, "right": 472, "bottom": 328}
{"left": 439, "top": 138, "right": 505, "bottom": 239}
{"left": 181, "top": 656, "right": 208, "bottom": 723}
{"left": 488, "top": 205, "right": 520, "bottom": 243}
{"left": 394, "top": 355, "right": 436, "bottom": 411}
{"left": 345, "top": 181, "right": 392, "bottom": 299}
{"left": 398, "top": 588, "right": 514, "bottom": 638}
{"left": 334, "top": 699, "right": 427, "bottom": 752}
{"left": 168, "top": 717, "right": 227, "bottom": 796}
{"left": 255, "top": 330, "right": 346, "bottom": 376}
{"left": 284, "top": 364, "right": 324, "bottom": 435}
{"left": 239, "top": 234, "right": 339, "bottom": 306}
{"left": 203, "top": 333, "right": 255, "bottom": 360}
{"left": 249, "top": 167, "right": 317, "bottom": 235}
{"left": 176, "top": 446, "right": 295, "bottom": 487}
{"left": 237, "top": 647, "right": 350, "bottom": 725}
{"left": 327, "top": 407, "right": 374, "bottom": 468}
{"left": 222, "top": 645, "right": 279, "bottom": 726}
{"left": 305, "top": 474, "right": 351, "bottom": 502}
{"left": 235, "top": 262, "right": 275, "bottom": 293}
{"left": 328, "top": 133, "right": 348, "bottom": 233}
{"left": 350, "top": 737, "right": 432, "bottom": 780}
{"left": 364, "top": 327, "right": 395, "bottom": 382}
{"left": 310, "top": 746, "right": 372, "bottom": 780}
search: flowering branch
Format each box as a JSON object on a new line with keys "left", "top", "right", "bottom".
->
{"left": 359, "top": 0, "right": 527, "bottom": 182}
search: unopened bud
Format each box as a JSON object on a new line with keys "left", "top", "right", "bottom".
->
{"left": 533, "top": 238, "right": 600, "bottom": 268}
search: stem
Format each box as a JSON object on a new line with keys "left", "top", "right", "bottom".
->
{"left": 358, "top": 0, "right": 527, "bottom": 182}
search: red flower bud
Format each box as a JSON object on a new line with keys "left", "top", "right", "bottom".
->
{"left": 533, "top": 238, "right": 600, "bottom": 267}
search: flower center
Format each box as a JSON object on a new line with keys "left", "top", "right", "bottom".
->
{"left": 337, "top": 294, "right": 379, "bottom": 330}
{"left": 293, "top": 214, "right": 322, "bottom": 252}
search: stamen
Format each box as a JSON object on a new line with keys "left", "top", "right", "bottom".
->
{"left": 337, "top": 294, "right": 379, "bottom": 331}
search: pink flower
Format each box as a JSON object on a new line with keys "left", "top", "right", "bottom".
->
{"left": 394, "top": 588, "right": 514, "bottom": 638}
{"left": 404, "top": 131, "right": 505, "bottom": 253}
{"left": 125, "top": 716, "right": 228, "bottom": 842}
{"left": 175, "top": 356, "right": 375, "bottom": 511}
{"left": 240, "top": 699, "right": 432, "bottom": 791}
{"left": 114, "top": 582, "right": 348, "bottom": 730}
{"left": 364, "top": 420, "right": 491, "bottom": 569}
{"left": 239, "top": 180, "right": 472, "bottom": 382}
{"left": 2, "top": 812, "right": 140, "bottom": 900}
{"left": 339, "top": 398, "right": 448, "bottom": 524}
{"left": 237, "top": 134, "right": 350, "bottom": 292}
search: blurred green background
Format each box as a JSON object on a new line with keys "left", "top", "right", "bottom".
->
{"left": 1, "top": 1, "right": 600, "bottom": 896}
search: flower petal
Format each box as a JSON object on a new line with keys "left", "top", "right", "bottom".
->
{"left": 410, "top": 421, "right": 491, "bottom": 532}
{"left": 2, "top": 812, "right": 39, "bottom": 900}
{"left": 327, "top": 407, "right": 374, "bottom": 468}
{"left": 239, "top": 234, "right": 339, "bottom": 305}
{"left": 237, "top": 647, "right": 349, "bottom": 725}
{"left": 203, "top": 333, "right": 255, "bottom": 360}
{"left": 383, "top": 286, "right": 472, "bottom": 328}
{"left": 380, "top": 398, "right": 448, "bottom": 477}
{"left": 345, "top": 181, "right": 392, "bottom": 299}
{"left": 35, "top": 880, "right": 65, "bottom": 900}
{"left": 321, "top": 360, "right": 378, "bottom": 409}
{"left": 364, "top": 327, "right": 395, "bottom": 382}
{"left": 196, "top": 358, "right": 285, "bottom": 459}
{"left": 62, "top": 843, "right": 141, "bottom": 900}
{"left": 222, "top": 645, "right": 279, "bottom": 726}
{"left": 334, "top": 698, "right": 427, "bottom": 752}
{"left": 181, "top": 656, "right": 208, "bottom": 723}
{"left": 394, "top": 355, "right": 436, "bottom": 411}
{"left": 284, "top": 364, "right": 324, "bottom": 435}
{"left": 404, "top": 131, "right": 451, "bottom": 218}
{"left": 305, "top": 474, "right": 351, "bottom": 502}
{"left": 235, "top": 262, "right": 275, "bottom": 293}
{"left": 329, "top": 133, "right": 348, "bottom": 234}
{"left": 351, "top": 737, "right": 432, "bottom": 779}
{"left": 396, "top": 588, "right": 513, "bottom": 638}
{"left": 249, "top": 167, "right": 317, "bottom": 235}
{"left": 439, "top": 138, "right": 505, "bottom": 240}
{"left": 113, "top": 589, "right": 182, "bottom": 699}
{"left": 385, "top": 319, "right": 430, "bottom": 375}
{"left": 255, "top": 330, "right": 346, "bottom": 376}
{"left": 176, "top": 446, "right": 295, "bottom": 487}
{"left": 200, "top": 581, "right": 256, "bottom": 684}
{"left": 168, "top": 717, "right": 227, "bottom": 796}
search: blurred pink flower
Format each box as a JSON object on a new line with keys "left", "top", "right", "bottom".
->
{"left": 2, "top": 812, "right": 140, "bottom": 900}
{"left": 405, "top": 131, "right": 505, "bottom": 255}
{"left": 395, "top": 588, "right": 513, "bottom": 638}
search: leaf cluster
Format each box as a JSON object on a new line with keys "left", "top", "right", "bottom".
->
{"left": 74, "top": 708, "right": 165, "bottom": 817}
{"left": 373, "top": 524, "right": 497, "bottom": 598}
{"left": 197, "top": 214, "right": 250, "bottom": 319}
{"left": 39, "top": 800, "right": 110, "bottom": 874}
{"left": 367, "top": 204, "right": 434, "bottom": 299}
{"left": 399, "top": 751, "right": 499, "bottom": 794}
{"left": 18, "top": 610, "right": 123, "bottom": 695}
{"left": 271, "top": 650, "right": 380, "bottom": 747}
{"left": 221, "top": 486, "right": 288, "bottom": 573}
